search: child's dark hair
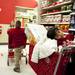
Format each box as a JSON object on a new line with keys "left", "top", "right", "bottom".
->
{"left": 16, "top": 20, "right": 21, "bottom": 28}
{"left": 47, "top": 27, "right": 59, "bottom": 39}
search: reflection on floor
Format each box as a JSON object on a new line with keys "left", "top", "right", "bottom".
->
{"left": 0, "top": 45, "right": 36, "bottom": 75}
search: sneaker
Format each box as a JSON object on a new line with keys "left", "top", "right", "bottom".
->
{"left": 13, "top": 67, "right": 20, "bottom": 73}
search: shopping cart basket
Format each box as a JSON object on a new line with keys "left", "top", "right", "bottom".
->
{"left": 7, "top": 48, "right": 27, "bottom": 66}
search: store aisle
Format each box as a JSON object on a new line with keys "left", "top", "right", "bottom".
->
{"left": 0, "top": 45, "right": 36, "bottom": 75}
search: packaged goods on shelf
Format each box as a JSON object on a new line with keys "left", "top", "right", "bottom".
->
{"left": 49, "top": 15, "right": 54, "bottom": 23}
{"left": 61, "top": 5, "right": 67, "bottom": 11}
{"left": 41, "top": 16, "right": 47, "bottom": 24}
{"left": 40, "top": 0, "right": 48, "bottom": 8}
{"left": 25, "top": 24, "right": 47, "bottom": 44}
{"left": 47, "top": 0, "right": 53, "bottom": 6}
{"left": 53, "top": 0, "right": 59, "bottom": 2}
{"left": 62, "top": 15, "right": 70, "bottom": 22}
{"left": 63, "top": 0, "right": 71, "bottom": 1}
{"left": 67, "top": 4, "right": 72, "bottom": 10}
{"left": 70, "top": 15, "right": 75, "bottom": 24}
{"left": 56, "top": 24, "right": 69, "bottom": 32}
{"left": 70, "top": 14, "right": 75, "bottom": 28}
{"left": 53, "top": 0, "right": 63, "bottom": 3}
{"left": 44, "top": 16, "right": 50, "bottom": 23}
{"left": 61, "top": 4, "right": 72, "bottom": 11}
{"left": 39, "top": 0, "right": 73, "bottom": 26}
{"left": 54, "top": 14, "right": 62, "bottom": 23}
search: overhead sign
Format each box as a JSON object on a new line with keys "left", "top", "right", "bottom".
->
{"left": 0, "top": 0, "right": 16, "bottom": 24}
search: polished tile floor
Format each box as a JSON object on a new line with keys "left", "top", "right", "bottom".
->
{"left": 0, "top": 45, "right": 36, "bottom": 75}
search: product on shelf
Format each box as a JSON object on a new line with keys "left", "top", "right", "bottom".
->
{"left": 56, "top": 24, "right": 69, "bottom": 32}
{"left": 63, "top": 0, "right": 71, "bottom": 2}
{"left": 67, "top": 4, "right": 72, "bottom": 10}
{"left": 39, "top": 0, "right": 73, "bottom": 31}
{"left": 49, "top": 15, "right": 54, "bottom": 23}
{"left": 53, "top": 0, "right": 59, "bottom": 2}
{"left": 54, "top": 14, "right": 62, "bottom": 23}
{"left": 61, "top": 5, "right": 68, "bottom": 11}
{"left": 40, "top": 0, "right": 48, "bottom": 8}
{"left": 62, "top": 15, "right": 70, "bottom": 23}
{"left": 61, "top": 4, "right": 72, "bottom": 11}
{"left": 47, "top": 0, "right": 53, "bottom": 6}
{"left": 70, "top": 14, "right": 75, "bottom": 28}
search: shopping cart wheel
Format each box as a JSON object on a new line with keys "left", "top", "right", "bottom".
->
{"left": 7, "top": 58, "right": 9, "bottom": 66}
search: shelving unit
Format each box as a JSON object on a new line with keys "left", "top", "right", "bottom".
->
{"left": 42, "top": 1, "right": 72, "bottom": 10}
{"left": 39, "top": 0, "right": 73, "bottom": 32}
{"left": 41, "top": 10, "right": 72, "bottom": 16}
{"left": 69, "top": 28, "right": 75, "bottom": 31}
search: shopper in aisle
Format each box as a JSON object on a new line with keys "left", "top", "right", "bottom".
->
{"left": 31, "top": 27, "right": 61, "bottom": 63}
{"left": 7, "top": 20, "right": 27, "bottom": 73}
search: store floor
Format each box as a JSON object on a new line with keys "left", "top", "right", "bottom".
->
{"left": 0, "top": 45, "right": 36, "bottom": 75}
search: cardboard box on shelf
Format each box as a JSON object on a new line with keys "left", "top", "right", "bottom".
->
{"left": 25, "top": 24, "right": 47, "bottom": 45}
{"left": 62, "top": 15, "right": 70, "bottom": 22}
{"left": 54, "top": 14, "right": 62, "bottom": 23}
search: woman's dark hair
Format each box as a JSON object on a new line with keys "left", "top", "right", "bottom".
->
{"left": 47, "top": 27, "right": 59, "bottom": 39}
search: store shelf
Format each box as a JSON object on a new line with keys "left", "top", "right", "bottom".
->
{"left": 40, "top": 22, "right": 70, "bottom": 25}
{"left": 69, "top": 28, "right": 75, "bottom": 31}
{"left": 16, "top": 6, "right": 34, "bottom": 10}
{"left": 39, "top": 0, "right": 73, "bottom": 33}
{"left": 70, "top": 12, "right": 75, "bottom": 15}
{"left": 64, "top": 32, "right": 69, "bottom": 35}
{"left": 42, "top": 1, "right": 72, "bottom": 10}
{"left": 41, "top": 10, "right": 72, "bottom": 16}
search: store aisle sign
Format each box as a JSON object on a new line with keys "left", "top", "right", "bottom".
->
{"left": 16, "top": 0, "right": 38, "bottom": 8}
{"left": 0, "top": 0, "right": 37, "bottom": 24}
{"left": 0, "top": 0, "right": 16, "bottom": 24}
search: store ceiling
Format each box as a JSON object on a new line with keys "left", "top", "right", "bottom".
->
{"left": 16, "top": 0, "right": 38, "bottom": 8}
{"left": 0, "top": 0, "right": 37, "bottom": 24}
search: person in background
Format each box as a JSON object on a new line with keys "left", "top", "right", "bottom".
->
{"left": 31, "top": 27, "right": 62, "bottom": 63}
{"left": 7, "top": 20, "right": 27, "bottom": 73}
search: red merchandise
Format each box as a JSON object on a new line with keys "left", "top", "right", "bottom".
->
{"left": 57, "top": 37, "right": 66, "bottom": 46}
{"left": 8, "top": 50, "right": 14, "bottom": 58}
{"left": 65, "top": 34, "right": 74, "bottom": 41}
{"left": 56, "top": 50, "right": 75, "bottom": 75}
{"left": 56, "top": 53, "right": 70, "bottom": 75}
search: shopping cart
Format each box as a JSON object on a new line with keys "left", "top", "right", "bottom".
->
{"left": 7, "top": 48, "right": 28, "bottom": 66}
{"left": 53, "top": 46, "right": 74, "bottom": 75}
